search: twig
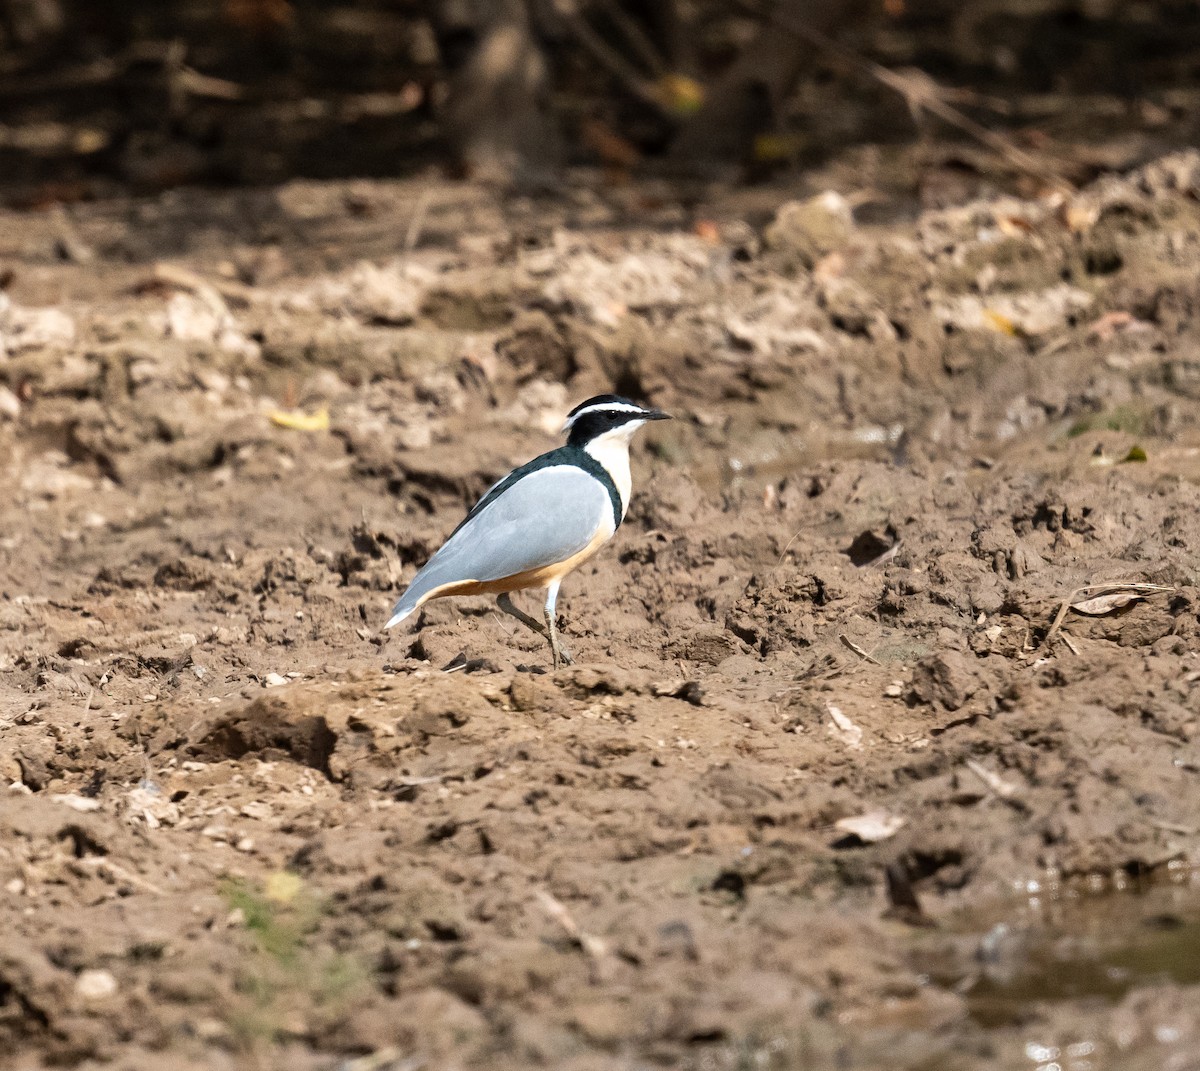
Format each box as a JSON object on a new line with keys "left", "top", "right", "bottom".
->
{"left": 1145, "top": 818, "right": 1199, "bottom": 836}
{"left": 535, "top": 889, "right": 615, "bottom": 974}
{"left": 0, "top": 40, "right": 243, "bottom": 103}
{"left": 150, "top": 262, "right": 258, "bottom": 308}
{"left": 965, "top": 759, "right": 1020, "bottom": 801}
{"left": 403, "top": 185, "right": 435, "bottom": 254}
{"left": 554, "top": 2, "right": 665, "bottom": 112}
{"left": 173, "top": 66, "right": 244, "bottom": 101}
{"left": 866, "top": 540, "right": 901, "bottom": 568}
{"left": 777, "top": 528, "right": 803, "bottom": 565}
{"left": 736, "top": 0, "right": 1072, "bottom": 191}
{"left": 595, "top": 0, "right": 668, "bottom": 76}
{"left": 1038, "top": 582, "right": 1173, "bottom": 653}
{"left": 77, "top": 856, "right": 165, "bottom": 896}
{"left": 839, "top": 634, "right": 881, "bottom": 665}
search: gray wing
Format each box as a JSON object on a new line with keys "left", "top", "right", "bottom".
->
{"left": 386, "top": 465, "right": 610, "bottom": 624}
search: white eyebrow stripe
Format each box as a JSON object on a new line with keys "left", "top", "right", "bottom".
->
{"left": 563, "top": 402, "right": 647, "bottom": 429}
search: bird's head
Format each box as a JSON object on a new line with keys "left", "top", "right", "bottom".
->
{"left": 562, "top": 394, "right": 670, "bottom": 448}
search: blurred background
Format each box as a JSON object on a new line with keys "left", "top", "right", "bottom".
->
{"left": 2, "top": 0, "right": 1200, "bottom": 197}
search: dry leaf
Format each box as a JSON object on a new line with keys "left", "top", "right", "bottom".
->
{"left": 827, "top": 704, "right": 863, "bottom": 750}
{"left": 995, "top": 214, "right": 1035, "bottom": 237}
{"left": 833, "top": 809, "right": 905, "bottom": 843}
{"left": 1070, "top": 591, "right": 1145, "bottom": 615}
{"left": 981, "top": 308, "right": 1019, "bottom": 336}
{"left": 264, "top": 871, "right": 303, "bottom": 903}
{"left": 269, "top": 407, "right": 330, "bottom": 432}
{"left": 1039, "top": 582, "right": 1172, "bottom": 652}
{"left": 657, "top": 73, "right": 705, "bottom": 115}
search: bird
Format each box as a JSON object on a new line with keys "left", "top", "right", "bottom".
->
{"left": 384, "top": 394, "right": 670, "bottom": 668}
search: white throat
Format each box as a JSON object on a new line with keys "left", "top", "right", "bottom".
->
{"left": 583, "top": 422, "right": 641, "bottom": 518}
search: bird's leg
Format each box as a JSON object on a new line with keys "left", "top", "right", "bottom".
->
{"left": 543, "top": 581, "right": 574, "bottom": 669}
{"left": 497, "top": 592, "right": 547, "bottom": 638}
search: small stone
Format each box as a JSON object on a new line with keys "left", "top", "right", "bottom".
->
{"left": 3, "top": 305, "right": 76, "bottom": 353}
{"left": 908, "top": 651, "right": 977, "bottom": 711}
{"left": 75, "top": 969, "right": 118, "bottom": 1001}
{"left": 235, "top": 837, "right": 255, "bottom": 853}
{"left": 51, "top": 793, "right": 101, "bottom": 813}
{"left": 0, "top": 386, "right": 20, "bottom": 421}
{"left": 264, "top": 672, "right": 287, "bottom": 688}
{"left": 764, "top": 192, "right": 854, "bottom": 266}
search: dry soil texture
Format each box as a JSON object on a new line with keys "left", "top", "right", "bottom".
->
{"left": 4, "top": 154, "right": 1200, "bottom": 1071}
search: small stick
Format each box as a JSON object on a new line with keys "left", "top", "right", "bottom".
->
{"left": 965, "top": 759, "right": 1020, "bottom": 801}
{"left": 1038, "top": 582, "right": 1173, "bottom": 653}
{"left": 77, "top": 856, "right": 166, "bottom": 896}
{"left": 151, "top": 262, "right": 258, "bottom": 308}
{"left": 595, "top": 0, "right": 668, "bottom": 76}
{"left": 865, "top": 541, "right": 901, "bottom": 569}
{"left": 839, "top": 634, "right": 881, "bottom": 665}
{"left": 555, "top": 3, "right": 665, "bottom": 112}
{"left": 735, "top": 0, "right": 1072, "bottom": 191}
{"left": 535, "top": 889, "right": 613, "bottom": 967}
{"left": 403, "top": 185, "right": 434, "bottom": 254}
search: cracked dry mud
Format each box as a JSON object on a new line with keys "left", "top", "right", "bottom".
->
{"left": 4, "top": 153, "right": 1200, "bottom": 1070}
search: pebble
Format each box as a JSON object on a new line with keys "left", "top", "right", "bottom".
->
{"left": 75, "top": 969, "right": 118, "bottom": 1001}
{"left": 264, "top": 672, "right": 288, "bottom": 688}
{"left": 0, "top": 386, "right": 20, "bottom": 421}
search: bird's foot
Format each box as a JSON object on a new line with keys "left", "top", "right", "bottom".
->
{"left": 550, "top": 637, "right": 574, "bottom": 669}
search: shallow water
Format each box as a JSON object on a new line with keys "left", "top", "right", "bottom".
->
{"left": 923, "top": 866, "right": 1200, "bottom": 1029}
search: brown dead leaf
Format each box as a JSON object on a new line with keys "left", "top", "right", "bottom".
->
{"left": 579, "top": 118, "right": 640, "bottom": 171}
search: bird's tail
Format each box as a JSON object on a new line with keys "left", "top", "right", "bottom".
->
{"left": 384, "top": 552, "right": 458, "bottom": 631}
{"left": 383, "top": 600, "right": 417, "bottom": 630}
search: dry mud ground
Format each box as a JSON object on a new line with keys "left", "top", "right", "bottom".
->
{"left": 4, "top": 152, "right": 1200, "bottom": 1070}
